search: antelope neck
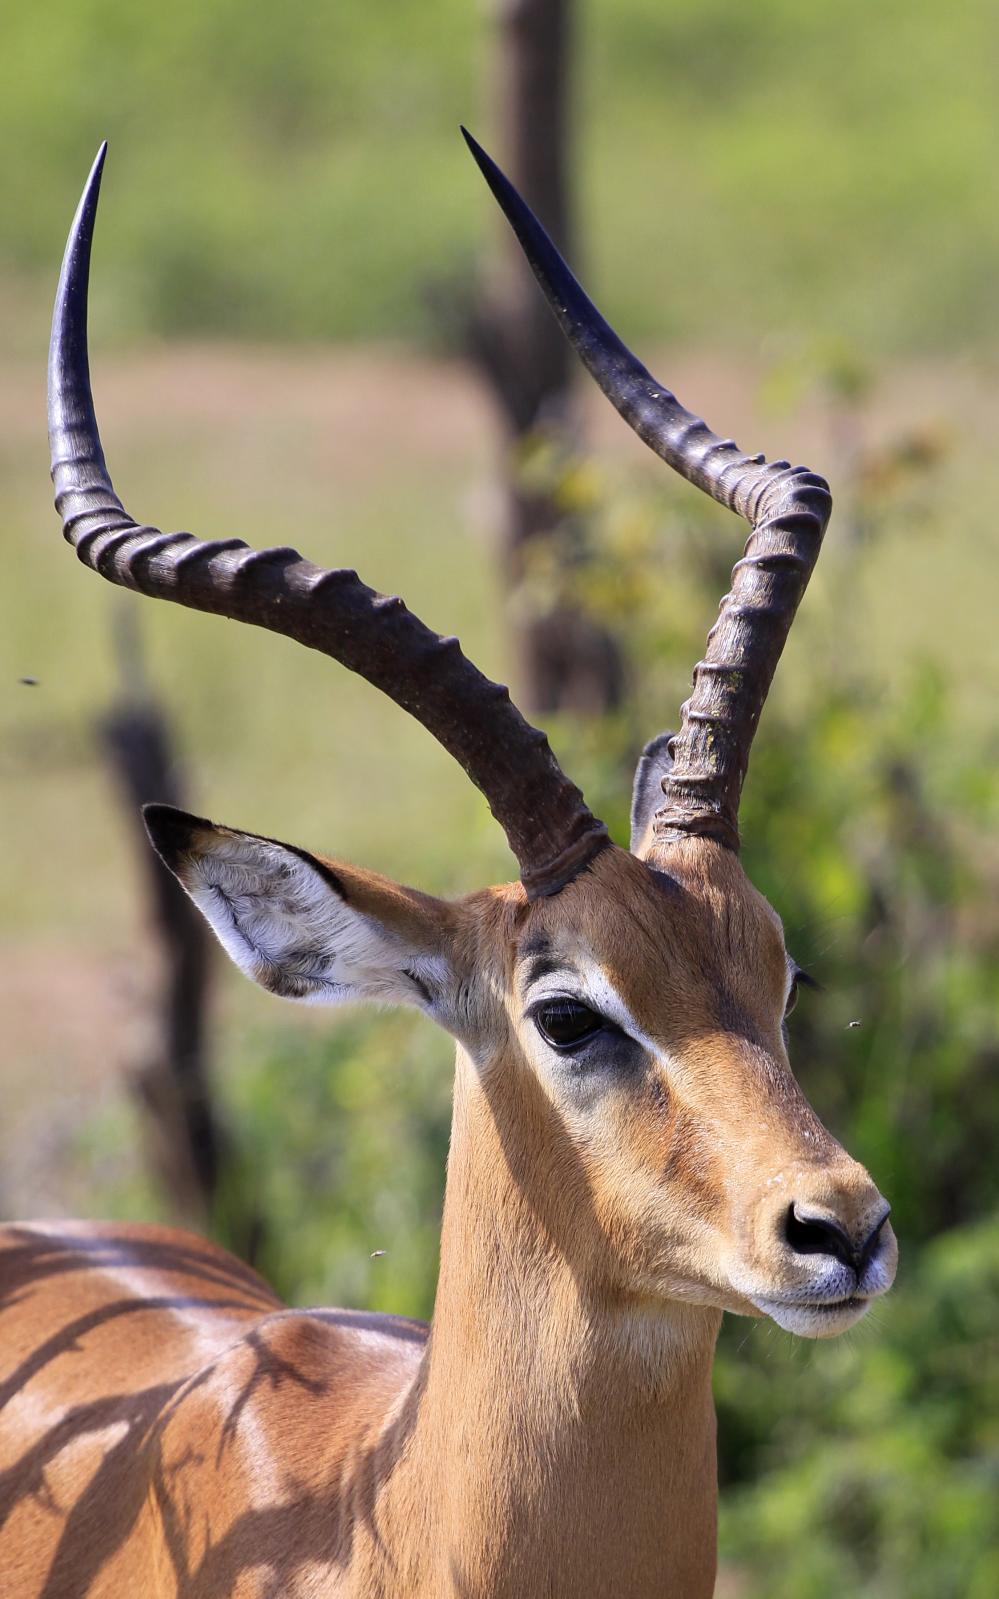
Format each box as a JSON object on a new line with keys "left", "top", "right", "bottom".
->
{"left": 385, "top": 1047, "right": 722, "bottom": 1599}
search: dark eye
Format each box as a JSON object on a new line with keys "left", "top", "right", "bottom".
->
{"left": 785, "top": 966, "right": 818, "bottom": 1018}
{"left": 533, "top": 999, "right": 605, "bottom": 1050}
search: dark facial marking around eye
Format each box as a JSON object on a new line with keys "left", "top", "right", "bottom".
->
{"left": 523, "top": 952, "right": 566, "bottom": 987}
{"left": 518, "top": 934, "right": 567, "bottom": 990}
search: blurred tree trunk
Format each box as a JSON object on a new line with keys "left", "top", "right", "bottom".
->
{"left": 100, "top": 611, "right": 261, "bottom": 1261}
{"left": 472, "top": 0, "right": 624, "bottom": 715}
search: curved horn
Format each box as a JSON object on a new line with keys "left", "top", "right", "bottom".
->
{"left": 464, "top": 129, "right": 832, "bottom": 851}
{"left": 48, "top": 145, "right": 609, "bottom": 898}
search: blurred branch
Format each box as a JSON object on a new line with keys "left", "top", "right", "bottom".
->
{"left": 473, "top": 0, "right": 574, "bottom": 433}
{"left": 99, "top": 606, "right": 261, "bottom": 1260}
{"left": 470, "top": 0, "right": 624, "bottom": 715}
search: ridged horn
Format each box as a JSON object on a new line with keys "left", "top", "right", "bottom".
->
{"left": 48, "top": 144, "right": 609, "bottom": 898}
{"left": 464, "top": 128, "right": 832, "bottom": 850}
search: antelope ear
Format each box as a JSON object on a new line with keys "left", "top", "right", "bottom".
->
{"left": 143, "top": 804, "right": 455, "bottom": 1011}
{"left": 630, "top": 732, "right": 675, "bottom": 854}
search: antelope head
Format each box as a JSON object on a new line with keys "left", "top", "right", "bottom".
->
{"left": 49, "top": 137, "right": 896, "bottom": 1345}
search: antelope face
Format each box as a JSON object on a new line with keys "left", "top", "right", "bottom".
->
{"left": 504, "top": 841, "right": 896, "bottom": 1339}
{"left": 147, "top": 805, "right": 895, "bottom": 1345}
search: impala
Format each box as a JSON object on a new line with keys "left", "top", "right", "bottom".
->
{"left": 1, "top": 133, "right": 896, "bottom": 1598}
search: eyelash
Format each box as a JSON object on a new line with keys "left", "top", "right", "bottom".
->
{"left": 528, "top": 997, "right": 612, "bottom": 1052}
{"left": 785, "top": 966, "right": 819, "bottom": 1017}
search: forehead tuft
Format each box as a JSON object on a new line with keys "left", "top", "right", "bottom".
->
{"left": 512, "top": 840, "right": 788, "bottom": 1017}
{"left": 514, "top": 847, "right": 689, "bottom": 965}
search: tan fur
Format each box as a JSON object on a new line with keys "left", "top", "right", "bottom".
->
{"left": 0, "top": 838, "right": 896, "bottom": 1596}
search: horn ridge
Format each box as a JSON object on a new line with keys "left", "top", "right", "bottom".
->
{"left": 464, "top": 128, "right": 832, "bottom": 847}
{"left": 47, "top": 145, "right": 609, "bottom": 898}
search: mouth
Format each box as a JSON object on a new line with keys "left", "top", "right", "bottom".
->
{"left": 750, "top": 1293, "right": 873, "bottom": 1338}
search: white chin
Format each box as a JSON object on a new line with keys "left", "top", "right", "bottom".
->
{"left": 752, "top": 1295, "right": 872, "bottom": 1339}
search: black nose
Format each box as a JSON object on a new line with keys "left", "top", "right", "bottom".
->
{"left": 784, "top": 1203, "right": 889, "bottom": 1273}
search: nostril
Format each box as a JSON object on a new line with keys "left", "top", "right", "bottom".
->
{"left": 784, "top": 1203, "right": 857, "bottom": 1271}
{"left": 858, "top": 1206, "right": 891, "bottom": 1268}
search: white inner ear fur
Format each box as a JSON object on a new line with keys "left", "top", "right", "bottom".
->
{"left": 181, "top": 832, "right": 448, "bottom": 1009}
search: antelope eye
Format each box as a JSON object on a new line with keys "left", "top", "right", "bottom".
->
{"left": 784, "top": 966, "right": 817, "bottom": 1019}
{"left": 533, "top": 999, "right": 604, "bottom": 1050}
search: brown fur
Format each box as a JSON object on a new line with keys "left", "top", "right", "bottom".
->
{"left": 0, "top": 839, "right": 896, "bottom": 1596}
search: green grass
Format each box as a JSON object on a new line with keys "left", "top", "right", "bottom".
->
{"left": 5, "top": 0, "right": 999, "bottom": 354}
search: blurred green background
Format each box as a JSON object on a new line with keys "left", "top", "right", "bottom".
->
{"left": 2, "top": 2, "right": 998, "bottom": 1594}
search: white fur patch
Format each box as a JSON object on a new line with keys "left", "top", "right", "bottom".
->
{"left": 181, "top": 832, "right": 444, "bottom": 1008}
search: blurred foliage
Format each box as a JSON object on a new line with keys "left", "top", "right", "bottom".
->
{"left": 6, "top": 0, "right": 999, "bottom": 354}
{"left": 224, "top": 1010, "right": 453, "bottom": 1319}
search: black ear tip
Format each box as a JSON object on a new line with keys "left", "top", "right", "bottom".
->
{"left": 142, "top": 803, "right": 212, "bottom": 868}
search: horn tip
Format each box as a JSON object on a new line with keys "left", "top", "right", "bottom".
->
{"left": 53, "top": 142, "right": 109, "bottom": 321}
{"left": 82, "top": 140, "right": 109, "bottom": 216}
{"left": 460, "top": 126, "right": 500, "bottom": 188}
